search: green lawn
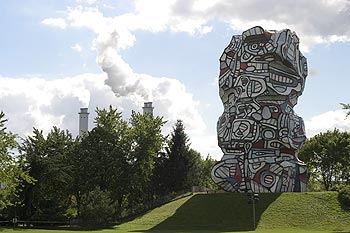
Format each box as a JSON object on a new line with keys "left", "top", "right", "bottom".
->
{"left": 2, "top": 192, "right": 350, "bottom": 233}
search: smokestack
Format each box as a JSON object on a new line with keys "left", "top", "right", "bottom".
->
{"left": 143, "top": 102, "right": 154, "bottom": 116}
{"left": 79, "top": 108, "right": 89, "bottom": 136}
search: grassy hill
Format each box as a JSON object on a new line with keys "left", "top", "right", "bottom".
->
{"left": 117, "top": 192, "right": 350, "bottom": 233}
{"left": 2, "top": 192, "right": 350, "bottom": 233}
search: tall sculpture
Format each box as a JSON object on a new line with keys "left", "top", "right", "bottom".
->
{"left": 211, "top": 26, "right": 309, "bottom": 193}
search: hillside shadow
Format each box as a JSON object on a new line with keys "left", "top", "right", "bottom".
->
{"left": 0, "top": 225, "right": 115, "bottom": 231}
{"left": 144, "top": 192, "right": 281, "bottom": 232}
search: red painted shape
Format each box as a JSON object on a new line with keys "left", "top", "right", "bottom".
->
{"left": 299, "top": 172, "right": 308, "bottom": 183}
{"left": 280, "top": 147, "right": 295, "bottom": 155}
{"left": 272, "top": 112, "right": 280, "bottom": 119}
{"left": 234, "top": 164, "right": 242, "bottom": 186}
{"left": 227, "top": 51, "right": 235, "bottom": 57}
{"left": 240, "top": 63, "right": 247, "bottom": 69}
{"left": 253, "top": 139, "right": 264, "bottom": 148}
{"left": 220, "top": 67, "right": 229, "bottom": 75}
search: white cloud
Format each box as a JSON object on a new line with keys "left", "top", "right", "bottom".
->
{"left": 38, "top": 3, "right": 213, "bottom": 156}
{"left": 305, "top": 110, "right": 350, "bottom": 138}
{"left": 137, "top": 74, "right": 206, "bottom": 133}
{"left": 37, "top": 0, "right": 350, "bottom": 157}
{"left": 57, "top": 5, "right": 208, "bottom": 134}
{"left": 128, "top": 0, "right": 350, "bottom": 51}
{"left": 0, "top": 72, "right": 209, "bottom": 155}
{"left": 71, "top": 43, "right": 82, "bottom": 52}
{"left": 0, "top": 74, "right": 105, "bottom": 136}
{"left": 41, "top": 18, "right": 67, "bottom": 29}
{"left": 216, "top": 0, "right": 350, "bottom": 51}
{"left": 76, "top": 0, "right": 97, "bottom": 4}
{"left": 191, "top": 133, "right": 222, "bottom": 159}
{"left": 58, "top": 0, "right": 341, "bottom": 52}
{"left": 125, "top": 0, "right": 212, "bottom": 35}
{"left": 42, "top": 0, "right": 350, "bottom": 51}
{"left": 193, "top": 0, "right": 221, "bottom": 11}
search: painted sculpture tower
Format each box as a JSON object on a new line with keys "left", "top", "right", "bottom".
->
{"left": 211, "top": 26, "right": 309, "bottom": 192}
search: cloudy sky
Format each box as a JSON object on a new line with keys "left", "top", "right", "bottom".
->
{"left": 1, "top": 0, "right": 350, "bottom": 159}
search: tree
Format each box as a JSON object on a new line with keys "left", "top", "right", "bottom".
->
{"left": 151, "top": 152, "right": 169, "bottom": 197}
{"left": 160, "top": 120, "right": 202, "bottom": 193}
{"left": 184, "top": 149, "right": 202, "bottom": 188}
{"left": 0, "top": 111, "right": 32, "bottom": 211}
{"left": 127, "top": 111, "right": 165, "bottom": 205}
{"left": 79, "top": 186, "right": 116, "bottom": 225}
{"left": 341, "top": 103, "right": 350, "bottom": 118}
{"left": 20, "top": 127, "right": 74, "bottom": 220}
{"left": 165, "top": 120, "right": 191, "bottom": 192}
{"left": 199, "top": 155, "right": 217, "bottom": 190}
{"left": 299, "top": 129, "right": 350, "bottom": 191}
{"left": 72, "top": 106, "right": 167, "bottom": 219}
{"left": 71, "top": 106, "right": 131, "bottom": 219}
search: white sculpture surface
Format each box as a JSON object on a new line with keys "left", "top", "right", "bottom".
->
{"left": 211, "top": 26, "right": 309, "bottom": 192}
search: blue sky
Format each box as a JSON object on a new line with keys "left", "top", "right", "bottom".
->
{"left": 1, "top": 0, "right": 350, "bottom": 158}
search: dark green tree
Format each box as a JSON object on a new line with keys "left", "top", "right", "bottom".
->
{"left": 71, "top": 106, "right": 131, "bottom": 219}
{"left": 0, "top": 111, "right": 32, "bottom": 211}
{"left": 72, "top": 106, "right": 167, "bottom": 219}
{"left": 165, "top": 120, "right": 190, "bottom": 192}
{"left": 299, "top": 129, "right": 350, "bottom": 191}
{"left": 160, "top": 120, "right": 202, "bottom": 193}
{"left": 128, "top": 111, "right": 166, "bottom": 205}
{"left": 20, "top": 127, "right": 74, "bottom": 220}
{"left": 79, "top": 186, "right": 116, "bottom": 225}
{"left": 184, "top": 149, "right": 202, "bottom": 188}
{"left": 151, "top": 152, "right": 169, "bottom": 197}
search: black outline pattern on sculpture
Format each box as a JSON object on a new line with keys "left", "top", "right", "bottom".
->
{"left": 211, "top": 26, "right": 309, "bottom": 193}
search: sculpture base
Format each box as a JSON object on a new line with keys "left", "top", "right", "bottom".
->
{"left": 211, "top": 153, "right": 308, "bottom": 193}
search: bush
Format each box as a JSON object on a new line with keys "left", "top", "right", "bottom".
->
{"left": 79, "top": 186, "right": 116, "bottom": 225}
{"left": 337, "top": 185, "right": 350, "bottom": 211}
{"left": 64, "top": 207, "right": 77, "bottom": 220}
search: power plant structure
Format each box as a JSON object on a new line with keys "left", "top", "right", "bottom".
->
{"left": 143, "top": 102, "right": 154, "bottom": 116}
{"left": 78, "top": 102, "right": 153, "bottom": 136}
{"left": 78, "top": 108, "right": 89, "bottom": 137}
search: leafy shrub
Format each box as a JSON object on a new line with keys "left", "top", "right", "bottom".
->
{"left": 337, "top": 185, "right": 350, "bottom": 211}
{"left": 64, "top": 207, "right": 77, "bottom": 220}
{"left": 79, "top": 186, "right": 116, "bottom": 225}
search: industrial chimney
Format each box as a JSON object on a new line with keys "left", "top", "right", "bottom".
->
{"left": 143, "top": 102, "right": 154, "bottom": 116}
{"left": 79, "top": 108, "right": 89, "bottom": 136}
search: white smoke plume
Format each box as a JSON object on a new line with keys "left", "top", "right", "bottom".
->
{"left": 94, "top": 30, "right": 148, "bottom": 98}
{"left": 42, "top": 5, "right": 207, "bottom": 137}
{"left": 93, "top": 32, "right": 206, "bottom": 133}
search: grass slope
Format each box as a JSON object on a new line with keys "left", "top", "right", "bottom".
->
{"left": 117, "top": 192, "right": 350, "bottom": 233}
{"left": 2, "top": 192, "right": 350, "bottom": 233}
{"left": 258, "top": 192, "right": 350, "bottom": 231}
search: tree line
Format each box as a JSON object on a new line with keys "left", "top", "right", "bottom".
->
{"left": 299, "top": 129, "right": 350, "bottom": 191}
{"left": 2, "top": 104, "right": 350, "bottom": 223}
{"left": 0, "top": 106, "right": 217, "bottom": 224}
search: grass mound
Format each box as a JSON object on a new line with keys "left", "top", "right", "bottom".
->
{"left": 2, "top": 192, "right": 350, "bottom": 233}
{"left": 259, "top": 192, "right": 350, "bottom": 231}
{"left": 117, "top": 192, "right": 350, "bottom": 233}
